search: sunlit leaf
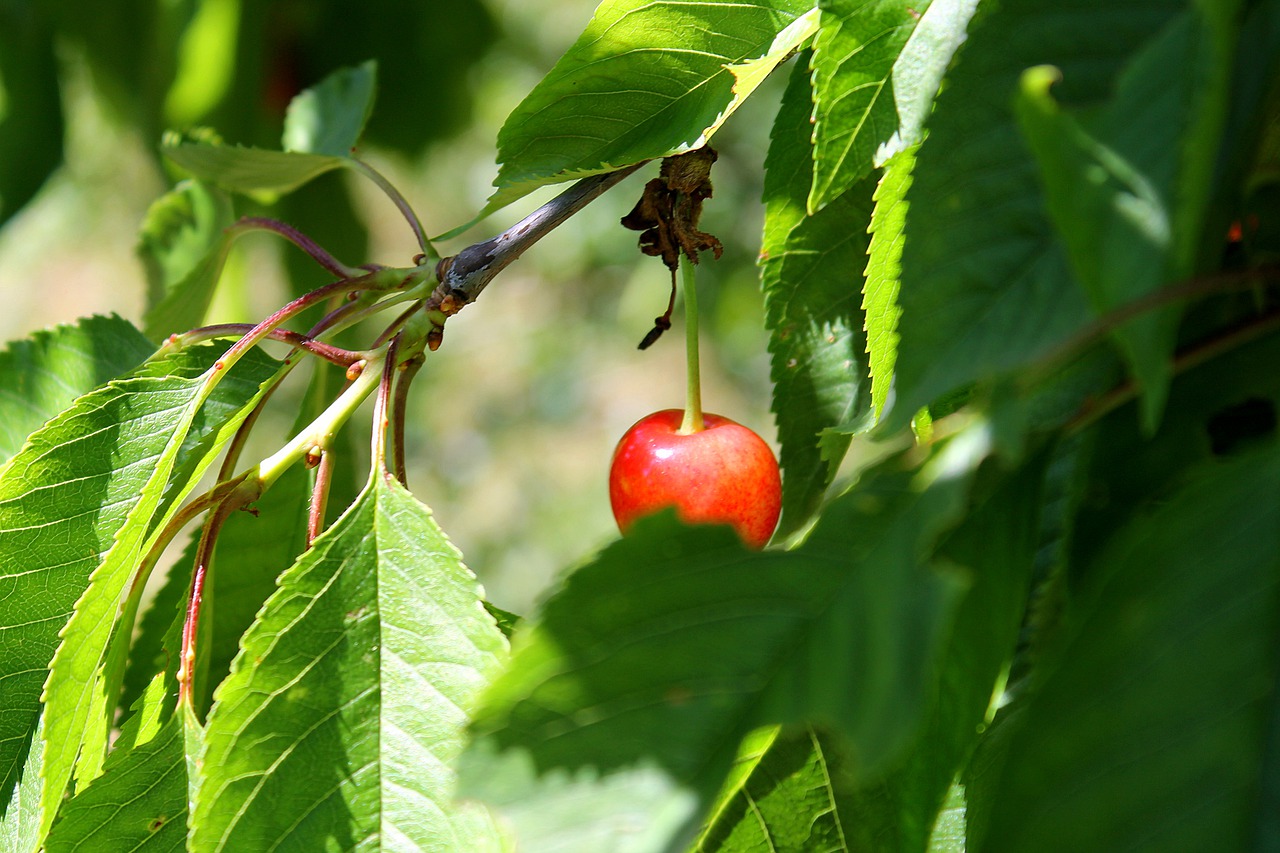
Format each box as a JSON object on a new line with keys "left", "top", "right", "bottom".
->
{"left": 282, "top": 60, "right": 377, "bottom": 157}
{"left": 191, "top": 476, "right": 508, "bottom": 850}
{"left": 45, "top": 714, "right": 186, "bottom": 852}
{"left": 0, "top": 342, "right": 279, "bottom": 842}
{"left": 863, "top": 146, "right": 913, "bottom": 422}
{"left": 485, "top": 0, "right": 816, "bottom": 216}
{"left": 809, "top": 0, "right": 924, "bottom": 211}
{"left": 0, "top": 315, "right": 155, "bottom": 466}
{"left": 762, "top": 57, "right": 874, "bottom": 539}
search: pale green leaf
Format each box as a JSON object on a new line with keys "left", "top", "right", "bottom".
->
{"left": 863, "top": 145, "right": 913, "bottom": 422}
{"left": 459, "top": 431, "right": 992, "bottom": 852}
{"left": 138, "top": 180, "right": 236, "bottom": 339}
{"left": 486, "top": 0, "right": 816, "bottom": 216}
{"left": 809, "top": 0, "right": 926, "bottom": 211}
{"left": 282, "top": 60, "right": 378, "bottom": 157}
{"left": 877, "top": 0, "right": 981, "bottom": 163}
{"left": 0, "top": 315, "right": 155, "bottom": 466}
{"left": 192, "top": 476, "right": 508, "bottom": 851}
{"left": 762, "top": 57, "right": 875, "bottom": 539}
{"left": 163, "top": 142, "right": 346, "bottom": 198}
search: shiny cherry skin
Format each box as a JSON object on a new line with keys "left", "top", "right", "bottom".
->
{"left": 608, "top": 409, "right": 782, "bottom": 549}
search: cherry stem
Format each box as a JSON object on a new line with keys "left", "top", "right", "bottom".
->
{"left": 307, "top": 447, "right": 336, "bottom": 546}
{"left": 345, "top": 158, "right": 436, "bottom": 261}
{"left": 177, "top": 324, "right": 363, "bottom": 367}
{"left": 231, "top": 217, "right": 364, "bottom": 279}
{"left": 177, "top": 482, "right": 253, "bottom": 709}
{"left": 371, "top": 333, "right": 402, "bottom": 473}
{"left": 678, "top": 258, "right": 704, "bottom": 434}
{"left": 391, "top": 353, "right": 424, "bottom": 486}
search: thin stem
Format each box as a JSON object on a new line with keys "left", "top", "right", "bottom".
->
{"left": 371, "top": 334, "right": 402, "bottom": 474}
{"left": 307, "top": 448, "right": 336, "bottom": 546}
{"left": 177, "top": 487, "right": 250, "bottom": 707}
{"left": 391, "top": 353, "right": 424, "bottom": 486}
{"left": 372, "top": 301, "right": 424, "bottom": 350}
{"left": 176, "top": 324, "right": 364, "bottom": 367}
{"left": 1066, "top": 306, "right": 1280, "bottom": 433}
{"left": 255, "top": 349, "right": 385, "bottom": 487}
{"left": 1020, "top": 263, "right": 1280, "bottom": 389}
{"left": 218, "top": 353, "right": 304, "bottom": 482}
{"left": 307, "top": 284, "right": 429, "bottom": 339}
{"left": 679, "top": 259, "right": 704, "bottom": 434}
{"left": 231, "top": 216, "right": 364, "bottom": 279}
{"left": 346, "top": 158, "right": 435, "bottom": 261}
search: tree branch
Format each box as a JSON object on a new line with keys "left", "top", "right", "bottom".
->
{"left": 432, "top": 164, "right": 647, "bottom": 311}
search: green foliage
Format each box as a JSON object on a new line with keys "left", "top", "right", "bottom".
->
{"left": 193, "top": 476, "right": 507, "bottom": 850}
{"left": 486, "top": 0, "right": 817, "bottom": 215}
{"left": 0, "top": 1, "right": 1277, "bottom": 851}
{"left": 761, "top": 57, "right": 875, "bottom": 537}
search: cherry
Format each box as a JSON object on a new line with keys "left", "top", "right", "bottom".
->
{"left": 609, "top": 409, "right": 781, "bottom": 548}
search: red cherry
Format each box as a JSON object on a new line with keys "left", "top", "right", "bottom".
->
{"left": 609, "top": 409, "right": 782, "bottom": 549}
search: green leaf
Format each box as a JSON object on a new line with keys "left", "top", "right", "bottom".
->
{"left": 978, "top": 445, "right": 1280, "bottom": 851}
{"left": 0, "top": 341, "right": 279, "bottom": 842}
{"left": 762, "top": 57, "right": 875, "bottom": 539}
{"left": 0, "top": 315, "right": 156, "bottom": 466}
{"left": 1013, "top": 3, "right": 1240, "bottom": 429}
{"left": 44, "top": 714, "right": 187, "bottom": 852}
{"left": 282, "top": 60, "right": 377, "bottom": 157}
{"left": 163, "top": 141, "right": 346, "bottom": 198}
{"left": 0, "top": 715, "right": 42, "bottom": 853}
{"left": 808, "top": 0, "right": 926, "bottom": 211}
{"left": 138, "top": 180, "right": 237, "bottom": 339}
{"left": 0, "top": 7, "right": 62, "bottom": 227}
{"left": 863, "top": 146, "right": 913, "bottom": 422}
{"left": 486, "top": 0, "right": 817, "bottom": 215}
{"left": 459, "top": 432, "right": 990, "bottom": 852}
{"left": 695, "top": 725, "right": 857, "bottom": 852}
{"left": 927, "top": 782, "right": 966, "bottom": 852}
{"left": 191, "top": 476, "right": 508, "bottom": 850}
{"left": 878, "top": 0, "right": 981, "bottom": 164}
{"left": 889, "top": 0, "right": 1195, "bottom": 431}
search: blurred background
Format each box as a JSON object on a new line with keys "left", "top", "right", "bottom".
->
{"left": 0, "top": 0, "right": 785, "bottom": 613}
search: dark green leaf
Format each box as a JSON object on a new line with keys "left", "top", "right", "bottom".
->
{"left": 487, "top": 0, "right": 817, "bottom": 215}
{"left": 695, "top": 725, "right": 857, "bottom": 852}
{"left": 762, "top": 57, "right": 875, "bottom": 539}
{"left": 0, "top": 315, "right": 156, "bottom": 466}
{"left": 138, "top": 180, "right": 236, "bottom": 339}
{"left": 890, "top": 0, "right": 1193, "bottom": 430}
{"left": 282, "top": 61, "right": 377, "bottom": 157}
{"left": 809, "top": 0, "right": 925, "bottom": 210}
{"left": 1014, "top": 1, "right": 1237, "bottom": 428}
{"left": 0, "top": 7, "right": 62, "bottom": 227}
{"left": 459, "top": 432, "right": 991, "bottom": 852}
{"left": 191, "top": 477, "right": 507, "bottom": 850}
{"left": 978, "top": 445, "right": 1280, "bottom": 852}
